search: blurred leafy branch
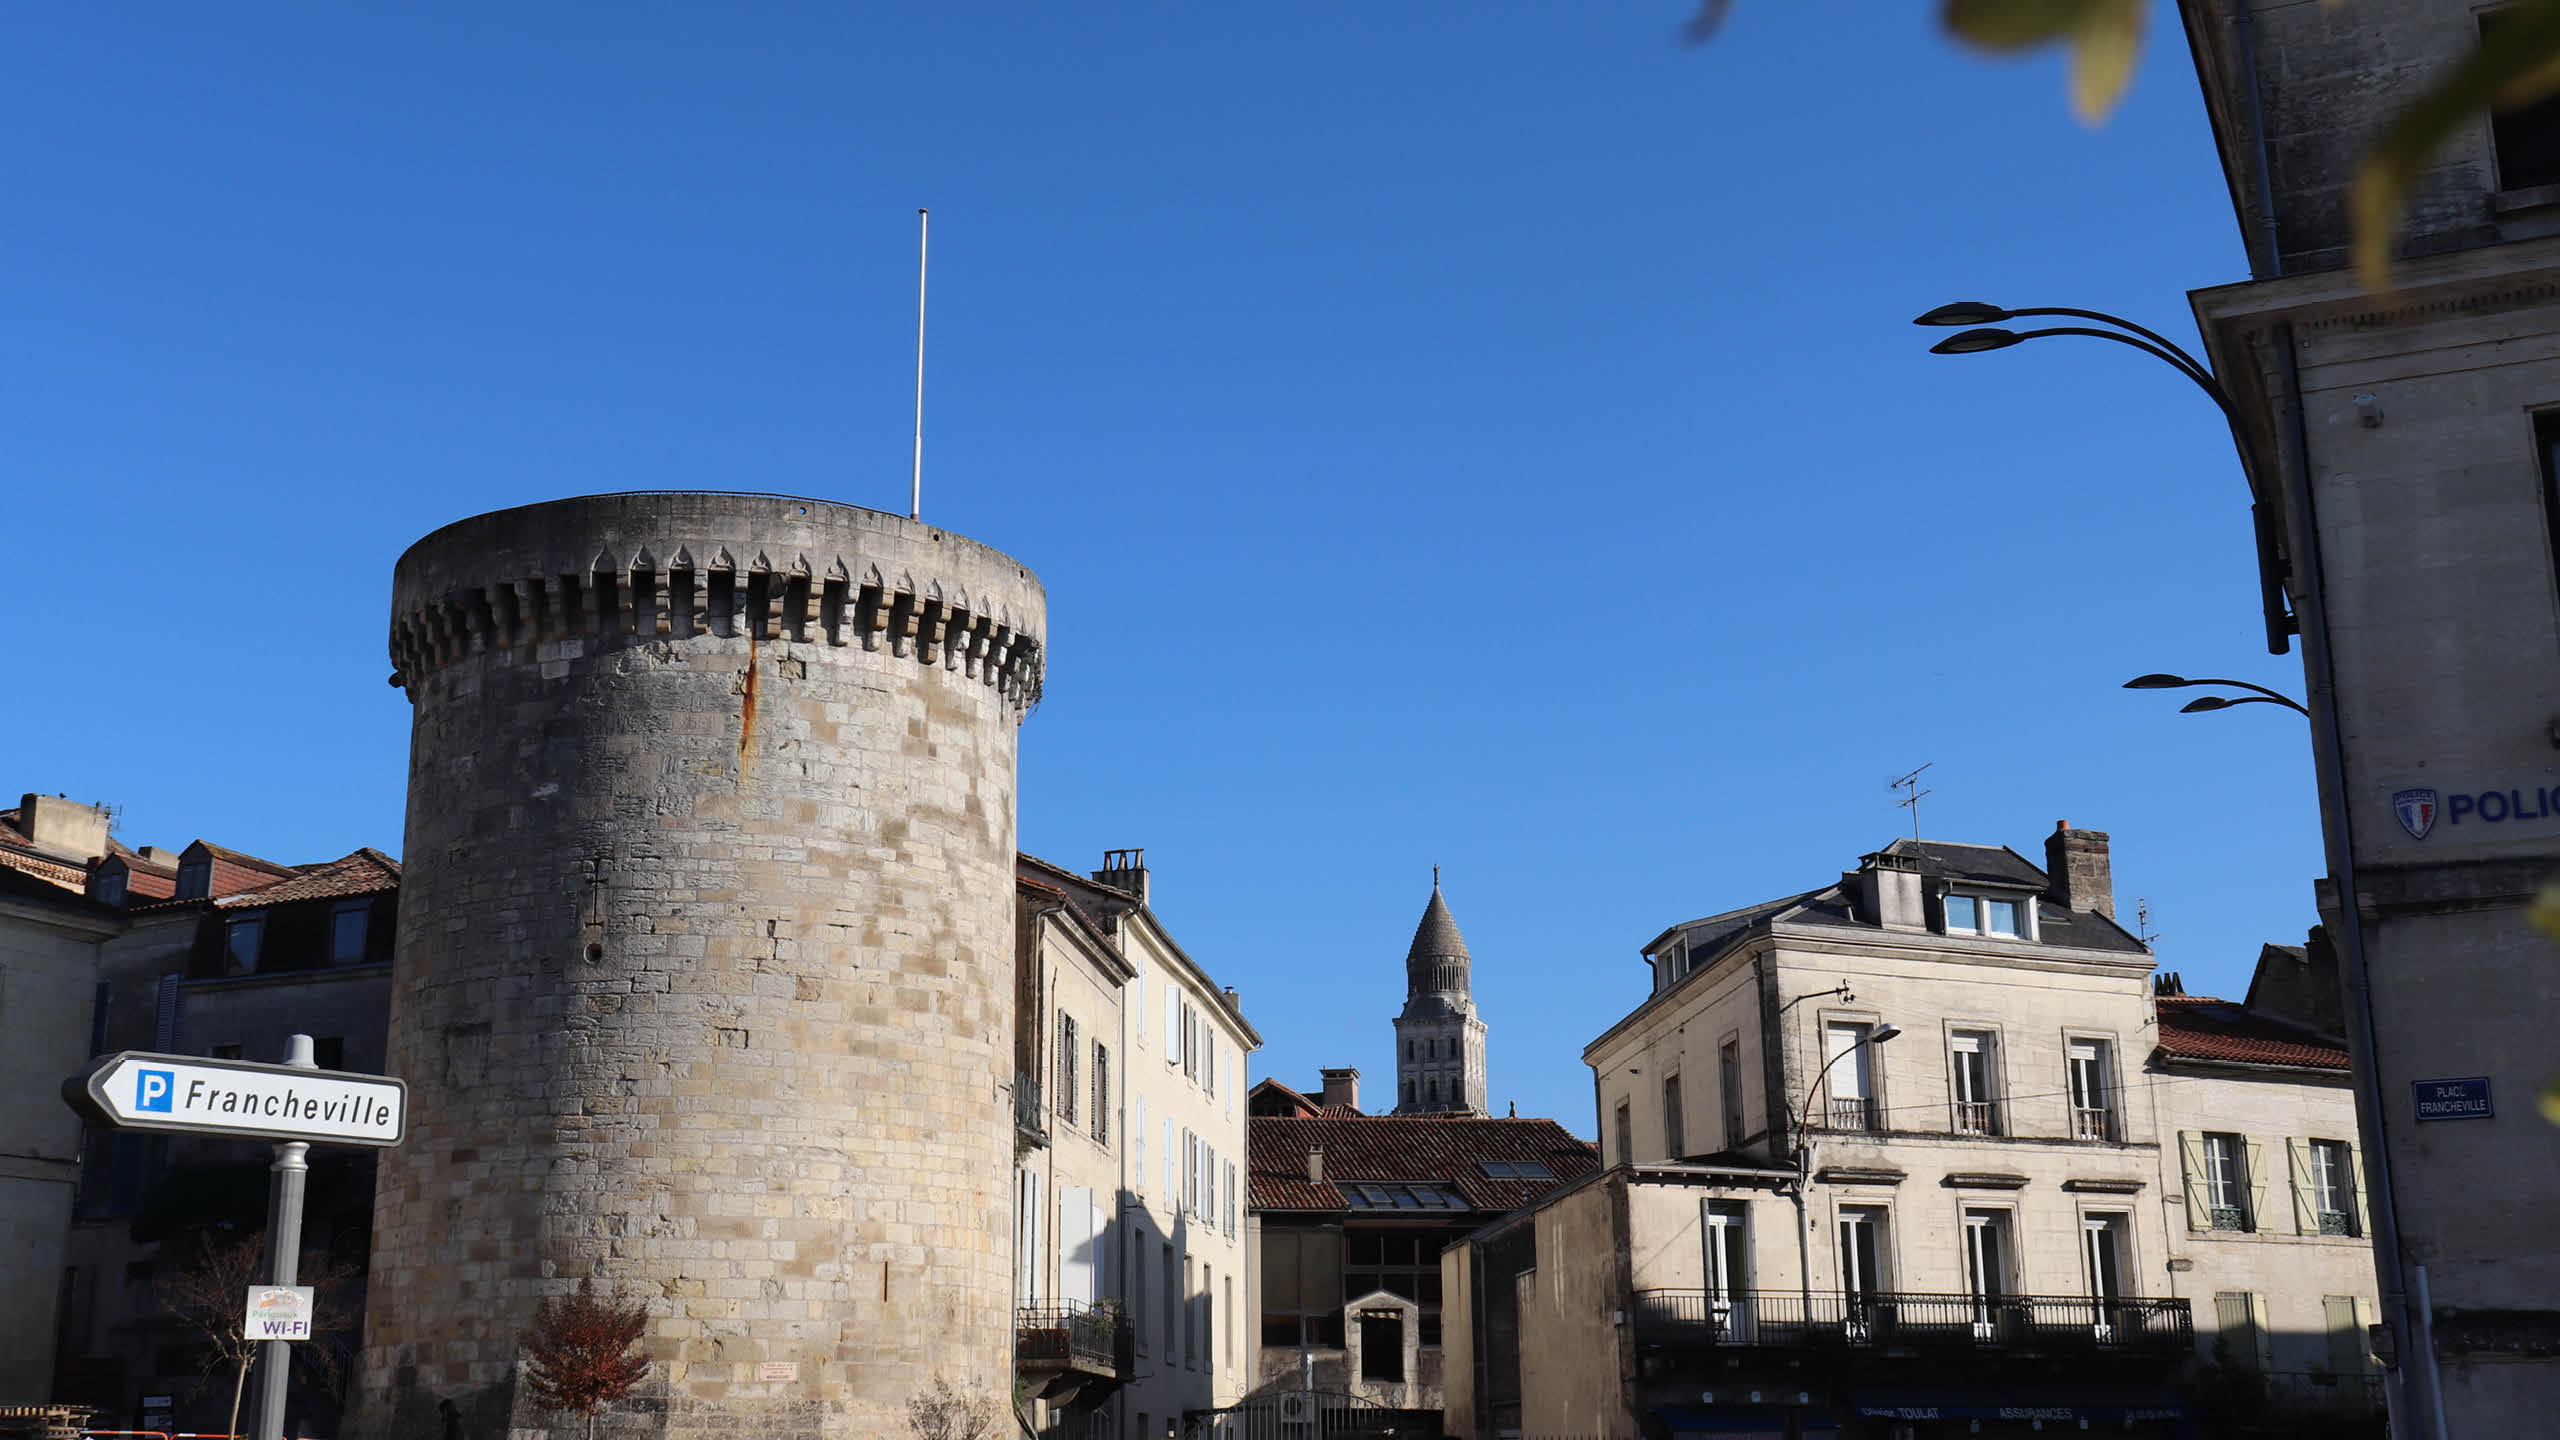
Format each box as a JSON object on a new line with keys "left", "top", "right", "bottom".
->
{"left": 1685, "top": 0, "right": 2560, "bottom": 290}
{"left": 2528, "top": 884, "right": 2560, "bottom": 1123}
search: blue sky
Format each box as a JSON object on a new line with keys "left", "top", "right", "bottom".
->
{"left": 1, "top": 3, "right": 2318, "bottom": 1133}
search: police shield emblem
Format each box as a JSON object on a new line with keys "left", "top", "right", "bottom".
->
{"left": 2393, "top": 788, "right": 2439, "bottom": 840}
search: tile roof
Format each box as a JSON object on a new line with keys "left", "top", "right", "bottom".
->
{"left": 216, "top": 849, "right": 401, "bottom": 908}
{"left": 0, "top": 836, "right": 88, "bottom": 893}
{"left": 1407, "top": 886, "right": 1470, "bottom": 964}
{"left": 1250, "top": 1113, "right": 1598, "bottom": 1213}
{"left": 2153, "top": 994, "right": 2349, "bottom": 1071}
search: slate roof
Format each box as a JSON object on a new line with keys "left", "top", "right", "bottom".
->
{"left": 216, "top": 849, "right": 401, "bottom": 908}
{"left": 1250, "top": 1113, "right": 1598, "bottom": 1213}
{"left": 1880, "top": 837, "right": 2050, "bottom": 889}
{"left": 1645, "top": 836, "right": 2147, "bottom": 961}
{"left": 2152, "top": 994, "right": 2349, "bottom": 1071}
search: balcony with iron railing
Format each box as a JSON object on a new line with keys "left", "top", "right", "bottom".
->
{"left": 1629, "top": 1289, "right": 2192, "bottom": 1359}
{"left": 1017, "top": 1301, "right": 1134, "bottom": 1399}
{"left": 1823, "top": 1097, "right": 1877, "bottom": 1132}
{"left": 1015, "top": 1070, "right": 1048, "bottom": 1148}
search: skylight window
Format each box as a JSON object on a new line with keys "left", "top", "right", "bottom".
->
{"left": 1339, "top": 1182, "right": 1466, "bottom": 1210}
{"left": 1477, "top": 1161, "right": 1554, "bottom": 1180}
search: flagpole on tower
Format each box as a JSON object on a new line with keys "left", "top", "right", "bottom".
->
{"left": 911, "top": 207, "right": 929, "bottom": 523}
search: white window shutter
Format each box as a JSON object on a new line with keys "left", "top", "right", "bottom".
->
{"left": 2242, "top": 1136, "right": 2271, "bottom": 1234}
{"left": 1135, "top": 1092, "right": 1148, "bottom": 1191}
{"left": 1133, "top": 971, "right": 1145, "bottom": 1050}
{"left": 2288, "top": 1138, "right": 2319, "bottom": 1235}
{"left": 2348, "top": 1141, "right": 2371, "bottom": 1238}
{"left": 2178, "top": 1132, "right": 2207, "bottom": 1232}
{"left": 1164, "top": 1115, "right": 1175, "bottom": 1198}
{"left": 1060, "top": 1186, "right": 1094, "bottom": 1306}
{"left": 1166, "top": 984, "right": 1181, "bottom": 1067}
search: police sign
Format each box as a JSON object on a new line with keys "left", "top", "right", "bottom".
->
{"left": 64, "top": 1051, "right": 406, "bottom": 1146}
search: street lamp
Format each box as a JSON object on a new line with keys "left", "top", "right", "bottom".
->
{"left": 2123, "top": 671, "right": 2311, "bottom": 717}
{"left": 1916, "top": 299, "right": 2292, "bottom": 654}
{"left": 1791, "top": 1021, "right": 1900, "bottom": 1323}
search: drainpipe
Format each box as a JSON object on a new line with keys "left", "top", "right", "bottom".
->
{"left": 2272, "top": 324, "right": 2436, "bottom": 1438}
{"left": 2234, "top": 0, "right": 2284, "bottom": 281}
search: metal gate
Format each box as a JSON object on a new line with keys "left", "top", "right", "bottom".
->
{"left": 1180, "top": 1388, "right": 1431, "bottom": 1440}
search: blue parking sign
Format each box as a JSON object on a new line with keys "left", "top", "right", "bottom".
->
{"left": 135, "top": 1068, "right": 174, "bottom": 1113}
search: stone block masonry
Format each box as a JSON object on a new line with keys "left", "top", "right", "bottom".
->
{"left": 359, "top": 493, "right": 1044, "bottom": 1440}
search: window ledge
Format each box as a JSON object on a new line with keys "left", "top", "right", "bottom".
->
{"left": 1814, "top": 1165, "right": 1906, "bottom": 1186}
{"left": 2495, "top": 182, "right": 2560, "bottom": 215}
{"left": 2061, "top": 1177, "right": 2146, "bottom": 1194}
{"left": 1941, "top": 1171, "right": 2030, "bottom": 1190}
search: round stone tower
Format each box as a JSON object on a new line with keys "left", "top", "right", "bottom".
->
{"left": 361, "top": 493, "right": 1044, "bottom": 1440}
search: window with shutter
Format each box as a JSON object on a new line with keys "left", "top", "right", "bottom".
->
{"left": 1092, "top": 1043, "right": 1110, "bottom": 1145}
{"left": 2214, "top": 1292, "right": 2262, "bottom": 1370}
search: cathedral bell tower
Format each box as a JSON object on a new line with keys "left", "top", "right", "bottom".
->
{"left": 1393, "top": 870, "right": 1488, "bottom": 1115}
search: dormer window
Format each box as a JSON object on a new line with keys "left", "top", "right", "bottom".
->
{"left": 224, "top": 913, "right": 265, "bottom": 973}
{"left": 1944, "top": 893, "right": 2023, "bottom": 939}
{"left": 175, "top": 856, "right": 211, "bottom": 901}
{"left": 94, "top": 866, "right": 128, "bottom": 908}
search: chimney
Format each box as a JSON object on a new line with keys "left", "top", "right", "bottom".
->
{"left": 1306, "top": 1144, "right": 1325, "bottom": 1184}
{"left": 16, "top": 793, "right": 110, "bottom": 864}
{"left": 1094, "top": 847, "right": 1148, "bottom": 904}
{"left": 1855, "top": 849, "right": 1926, "bottom": 930}
{"left": 1318, "top": 1067, "right": 1361, "bottom": 1113}
{"left": 2045, "top": 821, "right": 2115, "bottom": 919}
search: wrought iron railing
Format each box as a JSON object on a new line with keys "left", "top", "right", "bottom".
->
{"left": 1628, "top": 1289, "right": 2192, "bottom": 1356}
{"left": 1954, "top": 1100, "right": 1999, "bottom": 1135}
{"left": 1824, "top": 1097, "right": 1877, "bottom": 1131}
{"left": 2071, "top": 1105, "right": 2113, "bottom": 1141}
{"left": 2316, "top": 1210, "right": 2357, "bottom": 1236}
{"left": 1017, "top": 1301, "right": 1132, "bottom": 1377}
{"left": 2257, "top": 1370, "right": 2385, "bottom": 1420}
{"left": 1015, "top": 1071, "right": 1047, "bottom": 1145}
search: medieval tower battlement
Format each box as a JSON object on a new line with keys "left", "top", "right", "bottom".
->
{"left": 363, "top": 492, "right": 1043, "bottom": 1440}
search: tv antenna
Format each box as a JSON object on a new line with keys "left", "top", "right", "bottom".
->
{"left": 1889, "top": 763, "right": 1933, "bottom": 840}
{"left": 2135, "top": 897, "right": 2161, "bottom": 948}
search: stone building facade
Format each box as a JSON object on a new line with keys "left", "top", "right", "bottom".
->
{"left": 363, "top": 494, "right": 1045, "bottom": 1440}
{"left": 1012, "top": 852, "right": 1257, "bottom": 1440}
{"left": 1438, "top": 825, "right": 2382, "bottom": 1438}
{"left": 2176, "top": 2, "right": 2560, "bottom": 1429}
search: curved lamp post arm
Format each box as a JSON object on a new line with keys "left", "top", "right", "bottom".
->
{"left": 2001, "top": 307, "right": 2216, "bottom": 386}
{"left": 2173, "top": 675, "right": 2311, "bottom": 712}
{"left": 2000, "top": 329, "right": 2239, "bottom": 418}
{"left": 2183, "top": 693, "right": 2314, "bottom": 717}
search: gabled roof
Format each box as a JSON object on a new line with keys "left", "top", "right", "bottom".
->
{"left": 216, "top": 849, "right": 401, "bottom": 909}
{"left": 1249, "top": 1113, "right": 1598, "bottom": 1213}
{"left": 2152, "top": 993, "right": 2349, "bottom": 1072}
{"left": 1249, "top": 1077, "right": 1326, "bottom": 1119}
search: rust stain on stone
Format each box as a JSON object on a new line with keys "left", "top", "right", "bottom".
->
{"left": 739, "top": 629, "right": 760, "bottom": 771}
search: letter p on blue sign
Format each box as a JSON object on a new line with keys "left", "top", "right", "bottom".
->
{"left": 135, "top": 1069, "right": 174, "bottom": 1113}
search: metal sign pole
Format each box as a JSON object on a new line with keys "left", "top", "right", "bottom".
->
{"left": 251, "top": 1035, "right": 315, "bottom": 1440}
